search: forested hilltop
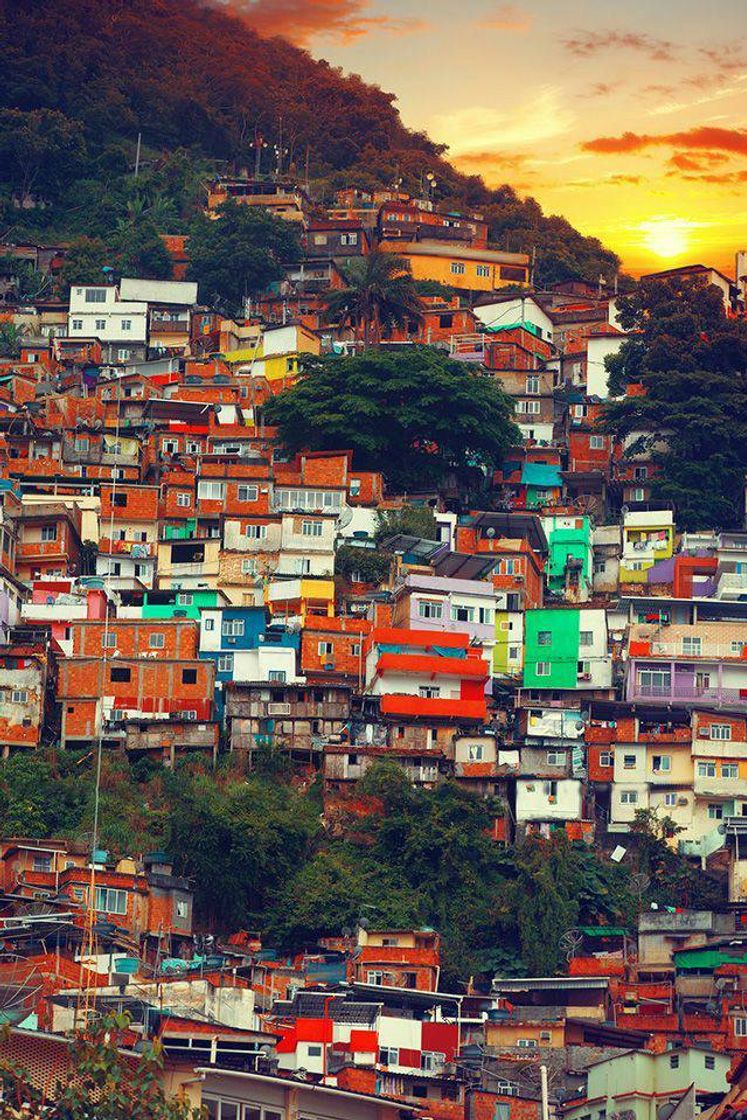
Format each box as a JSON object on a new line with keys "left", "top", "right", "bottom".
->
{"left": 0, "top": 0, "right": 620, "bottom": 286}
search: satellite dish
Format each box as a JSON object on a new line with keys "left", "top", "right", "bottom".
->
{"left": 486, "top": 527, "right": 496, "bottom": 538}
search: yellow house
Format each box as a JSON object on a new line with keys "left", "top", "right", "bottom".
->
{"left": 378, "top": 239, "right": 530, "bottom": 292}
{"left": 620, "top": 509, "right": 675, "bottom": 584}
{"left": 223, "top": 324, "right": 320, "bottom": 383}
{"left": 265, "top": 576, "right": 335, "bottom": 623}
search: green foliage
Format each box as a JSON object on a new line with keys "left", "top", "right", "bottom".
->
{"left": 602, "top": 276, "right": 747, "bottom": 530}
{"left": 0, "top": 322, "right": 26, "bottom": 359}
{"left": 375, "top": 505, "right": 438, "bottom": 543}
{"left": 265, "top": 349, "right": 521, "bottom": 492}
{"left": 0, "top": 108, "right": 86, "bottom": 204}
{"left": 60, "top": 237, "right": 111, "bottom": 288}
{"left": 0, "top": 255, "right": 51, "bottom": 302}
{"left": 414, "top": 279, "right": 457, "bottom": 298}
{"left": 0, "top": 1012, "right": 201, "bottom": 1120}
{"left": 334, "top": 544, "right": 391, "bottom": 584}
{"left": 187, "top": 199, "right": 301, "bottom": 315}
{"left": 325, "top": 251, "right": 424, "bottom": 346}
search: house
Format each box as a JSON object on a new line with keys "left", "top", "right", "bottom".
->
{"left": 206, "top": 177, "right": 310, "bottom": 223}
{"left": 620, "top": 509, "right": 675, "bottom": 584}
{"left": 562, "top": 1045, "right": 730, "bottom": 1120}
{"left": 523, "top": 608, "right": 612, "bottom": 693}
{"left": 199, "top": 605, "right": 300, "bottom": 715}
{"left": 348, "top": 928, "right": 441, "bottom": 991}
{"left": 118, "top": 278, "right": 197, "bottom": 355}
{"left": 12, "top": 502, "right": 83, "bottom": 582}
{"left": 542, "top": 514, "right": 593, "bottom": 602}
{"left": 378, "top": 239, "right": 530, "bottom": 293}
{"left": 199, "top": 1067, "right": 415, "bottom": 1120}
{"left": 226, "top": 679, "right": 350, "bottom": 766}
{"left": 0, "top": 643, "right": 51, "bottom": 754}
{"left": 364, "top": 626, "right": 490, "bottom": 726}
{"left": 67, "top": 285, "right": 147, "bottom": 363}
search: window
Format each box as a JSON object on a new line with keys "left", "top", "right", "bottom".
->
{"left": 181, "top": 709, "right": 197, "bottom": 721}
{"left": 476, "top": 264, "right": 490, "bottom": 277}
{"left": 204, "top": 618, "right": 215, "bottom": 631}
{"left": 276, "top": 488, "right": 342, "bottom": 512}
{"left": 379, "top": 1046, "right": 399, "bottom": 1065}
{"left": 197, "top": 480, "right": 225, "bottom": 501}
{"left": 176, "top": 492, "right": 191, "bottom": 507}
{"left": 620, "top": 790, "right": 638, "bottom": 804}
{"left": 85, "top": 288, "right": 107, "bottom": 303}
{"left": 664, "top": 792, "right": 677, "bottom": 806}
{"left": 451, "top": 604, "right": 475, "bottom": 622}
{"left": 306, "top": 1044, "right": 323, "bottom": 1058}
{"left": 421, "top": 1052, "right": 445, "bottom": 1071}
{"left": 731, "top": 641, "right": 747, "bottom": 655}
{"left": 181, "top": 668, "right": 197, "bottom": 684}
{"left": 670, "top": 1055, "right": 680, "bottom": 1069}
{"left": 162, "top": 439, "right": 179, "bottom": 454}
{"left": 517, "top": 1039, "right": 537, "bottom": 1049}
{"left": 295, "top": 557, "right": 311, "bottom": 575}
{"left": 419, "top": 685, "right": 441, "bottom": 698}
{"left": 318, "top": 641, "right": 334, "bottom": 656}
{"left": 268, "top": 670, "right": 286, "bottom": 683}
{"left": 102, "top": 632, "right": 116, "bottom": 649}
{"left": 537, "top": 631, "right": 552, "bottom": 646}
{"left": 350, "top": 478, "right": 361, "bottom": 497}
{"left": 524, "top": 400, "right": 541, "bottom": 414}
{"left": 94, "top": 318, "right": 106, "bottom": 331}
{"left": 245, "top": 524, "right": 267, "bottom": 540}
{"left": 501, "top": 558, "right": 519, "bottom": 575}
{"left": 710, "top": 723, "right": 732, "bottom": 740}
{"left": 237, "top": 485, "right": 258, "bottom": 502}
{"left": 32, "top": 854, "right": 52, "bottom": 872}
{"left": 41, "top": 525, "right": 57, "bottom": 542}
{"left": 705, "top": 1055, "right": 715, "bottom": 1070}
{"left": 478, "top": 606, "right": 494, "bottom": 625}
{"left": 186, "top": 441, "right": 201, "bottom": 454}
{"left": 95, "top": 887, "right": 127, "bottom": 914}
{"left": 623, "top": 754, "right": 637, "bottom": 769}
{"left": 110, "top": 667, "right": 131, "bottom": 683}
{"left": 526, "top": 375, "right": 540, "bottom": 394}
{"left": 735, "top": 1018, "right": 747, "bottom": 1037}
{"left": 634, "top": 466, "right": 649, "bottom": 480}
{"left": 631, "top": 488, "right": 646, "bottom": 502}
{"left": 71, "top": 319, "right": 83, "bottom": 330}
{"left": 340, "top": 232, "right": 358, "bottom": 245}
{"left": 600, "top": 752, "right": 614, "bottom": 767}
{"left": 468, "top": 743, "right": 484, "bottom": 762}
{"left": 350, "top": 642, "right": 361, "bottom": 657}
{"left": 120, "top": 319, "right": 133, "bottom": 332}
{"left": 217, "top": 654, "right": 234, "bottom": 673}
{"left": 708, "top": 803, "right": 724, "bottom": 819}
{"left": 176, "top": 899, "right": 189, "bottom": 918}
{"left": 450, "top": 262, "right": 466, "bottom": 275}
{"left": 535, "top": 662, "right": 551, "bottom": 676}
{"left": 176, "top": 593, "right": 193, "bottom": 605}
{"left": 302, "top": 520, "right": 324, "bottom": 537}
{"left": 148, "top": 633, "right": 165, "bottom": 649}
{"left": 590, "top": 434, "right": 605, "bottom": 449}
{"left": 241, "top": 559, "right": 258, "bottom": 576}
{"left": 418, "top": 600, "right": 443, "bottom": 620}
{"left": 698, "top": 762, "right": 716, "bottom": 778}
{"left": 222, "top": 619, "right": 245, "bottom": 637}
{"left": 579, "top": 631, "right": 593, "bottom": 646}
{"left": 682, "top": 636, "right": 702, "bottom": 656}
{"left": 652, "top": 755, "right": 671, "bottom": 772}
{"left": 547, "top": 751, "right": 567, "bottom": 766}
{"left": 722, "top": 764, "right": 739, "bottom": 779}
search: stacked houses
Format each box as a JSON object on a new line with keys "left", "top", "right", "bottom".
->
{"left": 0, "top": 178, "right": 746, "bottom": 1119}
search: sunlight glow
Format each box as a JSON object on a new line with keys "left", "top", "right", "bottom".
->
{"left": 639, "top": 217, "right": 692, "bottom": 261}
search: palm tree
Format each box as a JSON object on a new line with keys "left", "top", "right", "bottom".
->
{"left": 325, "top": 250, "right": 424, "bottom": 348}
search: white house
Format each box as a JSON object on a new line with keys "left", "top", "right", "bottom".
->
{"left": 68, "top": 285, "right": 147, "bottom": 362}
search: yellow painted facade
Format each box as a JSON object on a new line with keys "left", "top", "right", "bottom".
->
{"left": 223, "top": 325, "right": 320, "bottom": 383}
{"left": 378, "top": 239, "right": 530, "bottom": 292}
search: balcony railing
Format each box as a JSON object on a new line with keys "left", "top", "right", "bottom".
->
{"left": 633, "top": 683, "right": 745, "bottom": 704}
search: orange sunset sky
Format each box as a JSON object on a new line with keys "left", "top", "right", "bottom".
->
{"left": 219, "top": 0, "right": 747, "bottom": 277}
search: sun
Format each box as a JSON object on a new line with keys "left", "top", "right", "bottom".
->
{"left": 639, "top": 217, "right": 691, "bottom": 261}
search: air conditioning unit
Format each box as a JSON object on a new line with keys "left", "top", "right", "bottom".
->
{"left": 677, "top": 797, "right": 688, "bottom": 806}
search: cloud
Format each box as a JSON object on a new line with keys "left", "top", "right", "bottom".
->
{"left": 434, "top": 86, "right": 575, "bottom": 156}
{"left": 582, "top": 126, "right": 747, "bottom": 156}
{"left": 211, "top": 0, "right": 427, "bottom": 45}
{"left": 452, "top": 151, "right": 530, "bottom": 170}
{"left": 479, "top": 4, "right": 533, "bottom": 31}
{"left": 563, "top": 30, "right": 677, "bottom": 62}
{"left": 585, "top": 82, "right": 614, "bottom": 98}
{"left": 699, "top": 43, "right": 747, "bottom": 75}
{"left": 668, "top": 151, "right": 729, "bottom": 172}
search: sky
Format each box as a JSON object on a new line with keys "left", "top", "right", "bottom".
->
{"left": 222, "top": 0, "right": 747, "bottom": 276}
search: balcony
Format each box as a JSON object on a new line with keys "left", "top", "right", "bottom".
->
{"left": 632, "top": 682, "right": 746, "bottom": 705}
{"left": 693, "top": 774, "right": 741, "bottom": 797}
{"left": 380, "top": 694, "right": 487, "bottom": 721}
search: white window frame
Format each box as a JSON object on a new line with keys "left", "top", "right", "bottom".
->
{"left": 535, "top": 662, "right": 551, "bottom": 676}
{"left": 417, "top": 600, "right": 443, "bottom": 620}
{"left": 710, "top": 723, "right": 732, "bottom": 740}
{"left": 222, "top": 619, "right": 245, "bottom": 637}
{"left": 217, "top": 654, "right": 234, "bottom": 673}
{"left": 148, "top": 633, "right": 165, "bottom": 649}
{"left": 176, "top": 492, "right": 192, "bottom": 508}
{"left": 245, "top": 524, "right": 267, "bottom": 540}
{"left": 237, "top": 485, "right": 258, "bottom": 503}
{"left": 302, "top": 520, "right": 324, "bottom": 538}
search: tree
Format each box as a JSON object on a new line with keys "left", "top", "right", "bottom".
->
{"left": 59, "top": 237, "right": 110, "bottom": 289}
{"left": 0, "top": 322, "right": 26, "bottom": 358}
{"left": 265, "top": 348, "right": 521, "bottom": 492}
{"left": 0, "top": 1012, "right": 200, "bottom": 1120}
{"left": 0, "top": 108, "right": 86, "bottom": 205}
{"left": 112, "top": 220, "right": 172, "bottom": 280}
{"left": 375, "top": 505, "right": 438, "bottom": 543}
{"left": 602, "top": 276, "right": 747, "bottom": 530}
{"left": 187, "top": 199, "right": 301, "bottom": 316}
{"left": 326, "top": 250, "right": 424, "bottom": 347}
{"left": 0, "top": 255, "right": 51, "bottom": 302}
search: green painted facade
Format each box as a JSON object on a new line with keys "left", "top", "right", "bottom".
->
{"left": 543, "top": 517, "right": 592, "bottom": 594}
{"left": 140, "top": 590, "right": 223, "bottom": 620}
{"left": 163, "top": 521, "right": 197, "bottom": 541}
{"left": 523, "top": 608, "right": 580, "bottom": 689}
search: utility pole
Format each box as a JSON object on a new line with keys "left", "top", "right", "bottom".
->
{"left": 134, "top": 132, "right": 142, "bottom": 178}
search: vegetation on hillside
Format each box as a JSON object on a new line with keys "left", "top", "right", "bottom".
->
{"left": 0, "top": 0, "right": 622, "bottom": 287}
{"left": 0, "top": 750, "right": 723, "bottom": 987}
{"left": 603, "top": 276, "right": 747, "bottom": 529}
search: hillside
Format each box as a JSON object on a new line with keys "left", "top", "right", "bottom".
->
{"left": 0, "top": 0, "right": 621, "bottom": 286}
